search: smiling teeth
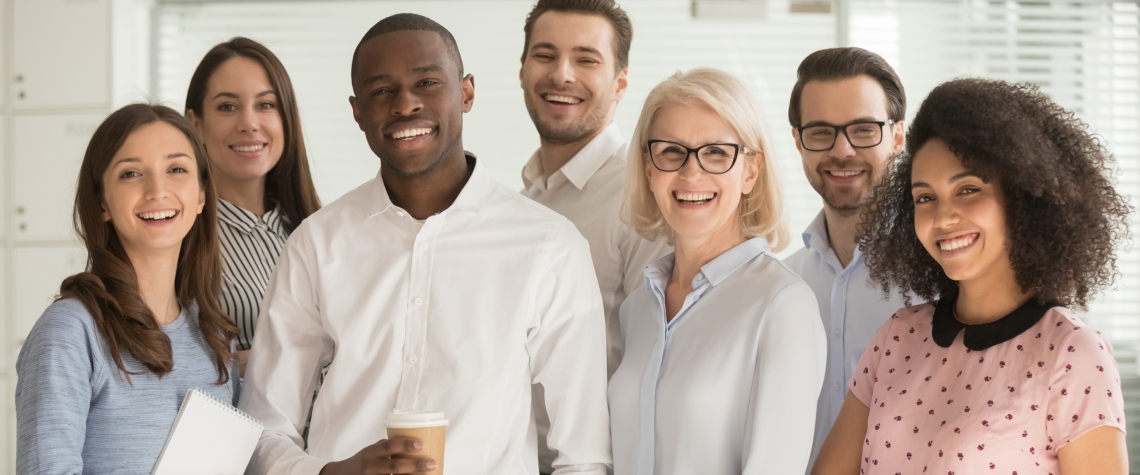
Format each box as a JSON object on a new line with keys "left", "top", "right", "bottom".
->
{"left": 676, "top": 192, "right": 715, "bottom": 202}
{"left": 939, "top": 233, "right": 977, "bottom": 251}
{"left": 139, "top": 210, "right": 177, "bottom": 220}
{"left": 544, "top": 94, "right": 582, "bottom": 104}
{"left": 392, "top": 128, "right": 433, "bottom": 140}
{"left": 232, "top": 144, "right": 264, "bottom": 153}
{"left": 830, "top": 170, "right": 863, "bottom": 177}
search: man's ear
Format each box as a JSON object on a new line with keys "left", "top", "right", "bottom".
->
{"left": 891, "top": 119, "right": 905, "bottom": 155}
{"left": 349, "top": 95, "right": 364, "bottom": 131}
{"left": 791, "top": 126, "right": 804, "bottom": 154}
{"left": 461, "top": 74, "right": 476, "bottom": 113}
{"left": 614, "top": 67, "right": 629, "bottom": 102}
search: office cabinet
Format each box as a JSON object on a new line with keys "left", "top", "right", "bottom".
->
{"left": 12, "top": 246, "right": 86, "bottom": 346}
{"left": 12, "top": 0, "right": 110, "bottom": 109}
{"left": 12, "top": 114, "right": 103, "bottom": 242}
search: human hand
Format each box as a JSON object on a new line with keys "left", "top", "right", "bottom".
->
{"left": 318, "top": 437, "right": 436, "bottom": 475}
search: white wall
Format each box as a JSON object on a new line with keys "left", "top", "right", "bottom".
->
{"left": 1, "top": 0, "right": 149, "bottom": 471}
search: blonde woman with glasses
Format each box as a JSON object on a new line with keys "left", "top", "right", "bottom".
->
{"left": 608, "top": 68, "right": 826, "bottom": 475}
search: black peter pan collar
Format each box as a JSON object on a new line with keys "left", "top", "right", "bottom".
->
{"left": 932, "top": 293, "right": 1060, "bottom": 351}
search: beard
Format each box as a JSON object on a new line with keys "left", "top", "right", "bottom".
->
{"left": 525, "top": 88, "right": 613, "bottom": 145}
{"left": 808, "top": 156, "right": 892, "bottom": 214}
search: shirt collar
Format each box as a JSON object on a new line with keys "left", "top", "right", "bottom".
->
{"left": 801, "top": 209, "right": 863, "bottom": 271}
{"left": 931, "top": 293, "right": 1061, "bottom": 350}
{"left": 520, "top": 122, "right": 625, "bottom": 191}
{"left": 370, "top": 152, "right": 487, "bottom": 217}
{"left": 217, "top": 198, "right": 284, "bottom": 234}
{"left": 801, "top": 210, "right": 829, "bottom": 251}
{"left": 642, "top": 236, "right": 771, "bottom": 290}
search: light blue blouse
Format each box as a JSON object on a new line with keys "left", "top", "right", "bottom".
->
{"left": 608, "top": 237, "right": 826, "bottom": 475}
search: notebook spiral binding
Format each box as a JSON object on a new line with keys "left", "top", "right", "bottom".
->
{"left": 190, "top": 387, "right": 264, "bottom": 430}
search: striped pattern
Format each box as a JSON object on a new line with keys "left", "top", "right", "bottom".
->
{"left": 217, "top": 199, "right": 289, "bottom": 350}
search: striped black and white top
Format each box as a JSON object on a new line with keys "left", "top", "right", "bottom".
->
{"left": 217, "top": 199, "right": 289, "bottom": 350}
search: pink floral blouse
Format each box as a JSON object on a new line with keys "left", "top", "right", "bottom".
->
{"left": 849, "top": 301, "right": 1125, "bottom": 475}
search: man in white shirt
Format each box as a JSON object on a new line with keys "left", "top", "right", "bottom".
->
{"left": 239, "top": 13, "right": 612, "bottom": 475}
{"left": 517, "top": 2, "right": 671, "bottom": 473}
{"left": 781, "top": 47, "right": 918, "bottom": 472}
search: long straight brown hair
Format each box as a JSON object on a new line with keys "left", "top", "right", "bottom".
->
{"left": 63, "top": 103, "right": 238, "bottom": 383}
{"left": 185, "top": 37, "right": 321, "bottom": 231}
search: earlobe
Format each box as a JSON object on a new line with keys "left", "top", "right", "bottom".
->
{"left": 187, "top": 110, "right": 202, "bottom": 133}
{"left": 348, "top": 96, "right": 363, "bottom": 130}
{"left": 462, "top": 74, "right": 476, "bottom": 113}
{"left": 197, "top": 190, "right": 206, "bottom": 214}
{"left": 614, "top": 68, "right": 629, "bottom": 101}
{"left": 102, "top": 207, "right": 111, "bottom": 222}
{"left": 741, "top": 154, "right": 761, "bottom": 194}
{"left": 791, "top": 127, "right": 804, "bottom": 153}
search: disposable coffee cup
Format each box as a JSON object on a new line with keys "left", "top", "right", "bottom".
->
{"left": 386, "top": 412, "right": 448, "bottom": 475}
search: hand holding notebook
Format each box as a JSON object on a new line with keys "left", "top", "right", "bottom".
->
{"left": 151, "top": 387, "right": 263, "bottom": 475}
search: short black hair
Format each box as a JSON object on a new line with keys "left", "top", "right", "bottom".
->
{"left": 350, "top": 13, "right": 464, "bottom": 87}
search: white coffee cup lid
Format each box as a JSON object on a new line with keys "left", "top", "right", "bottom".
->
{"left": 386, "top": 411, "right": 449, "bottom": 429}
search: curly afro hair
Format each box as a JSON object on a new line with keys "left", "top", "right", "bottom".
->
{"left": 860, "top": 78, "right": 1132, "bottom": 309}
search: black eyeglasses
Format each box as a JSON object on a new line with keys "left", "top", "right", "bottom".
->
{"left": 647, "top": 140, "right": 741, "bottom": 174}
{"left": 796, "top": 120, "right": 895, "bottom": 152}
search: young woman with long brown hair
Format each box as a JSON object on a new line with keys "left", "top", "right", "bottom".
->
{"left": 184, "top": 37, "right": 321, "bottom": 373}
{"left": 15, "top": 104, "right": 239, "bottom": 474}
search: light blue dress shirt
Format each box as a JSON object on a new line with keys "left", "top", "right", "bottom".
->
{"left": 783, "top": 211, "right": 917, "bottom": 471}
{"left": 609, "top": 237, "right": 826, "bottom": 475}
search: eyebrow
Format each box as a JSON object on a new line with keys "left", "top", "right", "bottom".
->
{"left": 801, "top": 117, "right": 882, "bottom": 128}
{"left": 362, "top": 64, "right": 446, "bottom": 86}
{"left": 210, "top": 90, "right": 275, "bottom": 101}
{"left": 110, "top": 153, "right": 191, "bottom": 168}
{"left": 911, "top": 171, "right": 981, "bottom": 189}
{"left": 529, "top": 42, "right": 604, "bottom": 56}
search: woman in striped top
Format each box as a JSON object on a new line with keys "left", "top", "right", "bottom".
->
{"left": 186, "top": 37, "right": 321, "bottom": 374}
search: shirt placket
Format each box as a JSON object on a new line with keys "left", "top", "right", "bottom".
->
{"left": 394, "top": 212, "right": 443, "bottom": 412}
{"left": 828, "top": 263, "right": 856, "bottom": 417}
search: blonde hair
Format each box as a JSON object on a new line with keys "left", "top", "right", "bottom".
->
{"left": 622, "top": 67, "right": 789, "bottom": 250}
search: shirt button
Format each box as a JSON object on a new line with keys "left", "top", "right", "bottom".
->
{"left": 837, "top": 276, "right": 846, "bottom": 283}
{"left": 420, "top": 242, "right": 429, "bottom": 250}
{"left": 396, "top": 210, "right": 405, "bottom": 217}
{"left": 408, "top": 355, "right": 418, "bottom": 364}
{"left": 833, "top": 329, "right": 842, "bottom": 338}
{"left": 834, "top": 382, "right": 842, "bottom": 392}
{"left": 414, "top": 297, "right": 424, "bottom": 306}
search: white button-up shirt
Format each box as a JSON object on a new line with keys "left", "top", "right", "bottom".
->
{"left": 239, "top": 157, "right": 612, "bottom": 475}
{"left": 783, "top": 211, "right": 916, "bottom": 471}
{"left": 522, "top": 124, "right": 672, "bottom": 474}
{"left": 521, "top": 123, "right": 672, "bottom": 375}
{"left": 609, "top": 237, "right": 826, "bottom": 475}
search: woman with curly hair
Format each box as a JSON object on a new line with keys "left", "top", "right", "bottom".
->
{"left": 811, "top": 78, "right": 1131, "bottom": 475}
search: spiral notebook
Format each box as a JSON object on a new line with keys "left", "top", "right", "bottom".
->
{"left": 151, "top": 387, "right": 264, "bottom": 475}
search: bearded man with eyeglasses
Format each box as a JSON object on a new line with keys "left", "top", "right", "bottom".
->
{"left": 784, "top": 47, "right": 925, "bottom": 474}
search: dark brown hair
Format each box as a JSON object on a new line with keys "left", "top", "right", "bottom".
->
{"left": 63, "top": 103, "right": 238, "bottom": 382}
{"left": 788, "top": 47, "right": 906, "bottom": 127}
{"left": 185, "top": 37, "right": 321, "bottom": 232}
{"left": 861, "top": 78, "right": 1132, "bottom": 309}
{"left": 521, "top": 0, "right": 633, "bottom": 71}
